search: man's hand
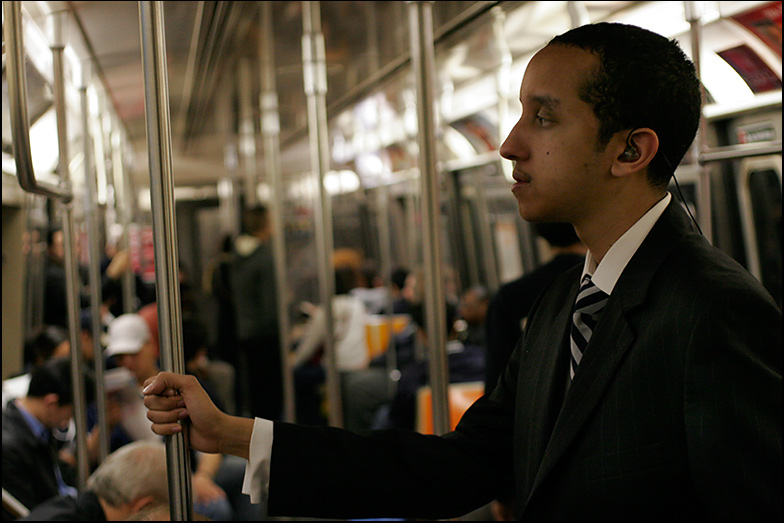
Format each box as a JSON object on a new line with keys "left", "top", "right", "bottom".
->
{"left": 142, "top": 372, "right": 225, "bottom": 454}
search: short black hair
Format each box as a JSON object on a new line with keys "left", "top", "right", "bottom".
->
{"left": 534, "top": 222, "right": 581, "bottom": 248}
{"left": 23, "top": 325, "right": 69, "bottom": 368}
{"left": 550, "top": 22, "right": 701, "bottom": 189}
{"left": 335, "top": 266, "right": 359, "bottom": 295}
{"left": 27, "top": 357, "right": 92, "bottom": 406}
{"left": 391, "top": 268, "right": 409, "bottom": 290}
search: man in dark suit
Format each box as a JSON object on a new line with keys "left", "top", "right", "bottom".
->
{"left": 143, "top": 22, "right": 782, "bottom": 520}
{"left": 2, "top": 358, "right": 83, "bottom": 518}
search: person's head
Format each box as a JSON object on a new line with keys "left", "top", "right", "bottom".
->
{"left": 500, "top": 23, "right": 700, "bottom": 225}
{"left": 181, "top": 319, "right": 208, "bottom": 373}
{"left": 458, "top": 285, "right": 490, "bottom": 327}
{"left": 335, "top": 266, "right": 360, "bottom": 295}
{"left": 409, "top": 301, "right": 459, "bottom": 343}
{"left": 534, "top": 222, "right": 581, "bottom": 248}
{"left": 390, "top": 267, "right": 409, "bottom": 294}
{"left": 242, "top": 205, "right": 271, "bottom": 238}
{"left": 105, "top": 313, "right": 159, "bottom": 384}
{"left": 23, "top": 325, "right": 70, "bottom": 369}
{"left": 24, "top": 357, "right": 93, "bottom": 430}
{"left": 549, "top": 23, "right": 701, "bottom": 190}
{"left": 86, "top": 440, "right": 168, "bottom": 521}
{"left": 46, "top": 228, "right": 65, "bottom": 261}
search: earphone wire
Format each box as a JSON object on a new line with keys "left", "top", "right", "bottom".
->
{"left": 662, "top": 152, "right": 704, "bottom": 236}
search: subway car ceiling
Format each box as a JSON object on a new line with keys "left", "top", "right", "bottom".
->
{"left": 2, "top": 0, "right": 782, "bottom": 211}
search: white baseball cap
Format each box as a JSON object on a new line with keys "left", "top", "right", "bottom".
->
{"left": 106, "top": 313, "right": 151, "bottom": 357}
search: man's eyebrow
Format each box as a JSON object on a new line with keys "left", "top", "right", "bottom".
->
{"left": 525, "top": 95, "right": 560, "bottom": 110}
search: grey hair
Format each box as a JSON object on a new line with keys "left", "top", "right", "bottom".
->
{"left": 86, "top": 440, "right": 169, "bottom": 508}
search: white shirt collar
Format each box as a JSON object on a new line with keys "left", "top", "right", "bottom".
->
{"left": 582, "top": 192, "right": 671, "bottom": 295}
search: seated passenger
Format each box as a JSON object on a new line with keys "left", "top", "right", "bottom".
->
{"left": 290, "top": 266, "right": 369, "bottom": 426}
{"left": 2, "top": 358, "right": 93, "bottom": 518}
{"left": 20, "top": 440, "right": 169, "bottom": 521}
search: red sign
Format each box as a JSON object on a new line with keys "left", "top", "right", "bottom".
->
{"left": 731, "top": 1, "right": 782, "bottom": 57}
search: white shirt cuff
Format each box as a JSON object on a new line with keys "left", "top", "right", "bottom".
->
{"left": 241, "top": 418, "right": 274, "bottom": 506}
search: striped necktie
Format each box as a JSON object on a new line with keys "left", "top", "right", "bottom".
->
{"left": 570, "top": 274, "right": 609, "bottom": 379}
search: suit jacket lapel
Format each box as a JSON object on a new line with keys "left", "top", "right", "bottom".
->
{"left": 525, "top": 199, "right": 696, "bottom": 501}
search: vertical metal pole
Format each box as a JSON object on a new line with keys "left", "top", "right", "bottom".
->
{"left": 376, "top": 187, "right": 398, "bottom": 395}
{"left": 302, "top": 0, "right": 341, "bottom": 427}
{"left": 79, "top": 64, "right": 110, "bottom": 464}
{"left": 686, "top": 1, "right": 712, "bottom": 242}
{"left": 239, "top": 57, "right": 258, "bottom": 208}
{"left": 138, "top": 2, "right": 192, "bottom": 520}
{"left": 51, "top": 9, "right": 91, "bottom": 488}
{"left": 260, "top": 1, "right": 296, "bottom": 423}
{"left": 407, "top": 0, "right": 450, "bottom": 436}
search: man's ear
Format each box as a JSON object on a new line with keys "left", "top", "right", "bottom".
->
{"left": 128, "top": 495, "right": 155, "bottom": 515}
{"left": 42, "top": 392, "right": 61, "bottom": 408}
{"left": 611, "top": 127, "right": 659, "bottom": 178}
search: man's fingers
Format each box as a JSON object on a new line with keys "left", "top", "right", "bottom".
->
{"left": 143, "top": 371, "right": 188, "bottom": 397}
{"left": 150, "top": 421, "right": 184, "bottom": 436}
{"left": 147, "top": 406, "right": 187, "bottom": 424}
{"left": 144, "top": 393, "right": 184, "bottom": 412}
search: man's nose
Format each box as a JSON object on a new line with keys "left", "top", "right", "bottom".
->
{"left": 499, "top": 119, "right": 525, "bottom": 161}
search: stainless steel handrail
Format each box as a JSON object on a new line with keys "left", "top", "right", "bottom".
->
{"left": 699, "top": 141, "right": 783, "bottom": 164}
{"left": 138, "top": 2, "right": 192, "bottom": 520}
{"left": 409, "top": 0, "right": 451, "bottom": 436}
{"left": 303, "top": 0, "right": 342, "bottom": 427}
{"left": 2, "top": 488, "right": 30, "bottom": 519}
{"left": 260, "top": 0, "right": 296, "bottom": 423}
{"left": 4, "top": 1, "right": 72, "bottom": 203}
{"left": 5, "top": 2, "right": 91, "bottom": 489}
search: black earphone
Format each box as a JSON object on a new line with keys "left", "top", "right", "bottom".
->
{"left": 622, "top": 128, "right": 704, "bottom": 236}
{"left": 620, "top": 130, "right": 640, "bottom": 161}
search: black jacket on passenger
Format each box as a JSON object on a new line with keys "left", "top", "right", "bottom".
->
{"left": 20, "top": 490, "right": 106, "bottom": 521}
{"left": 1, "top": 401, "right": 68, "bottom": 519}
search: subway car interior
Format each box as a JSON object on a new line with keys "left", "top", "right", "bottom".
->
{"left": 2, "top": 1, "right": 781, "bottom": 520}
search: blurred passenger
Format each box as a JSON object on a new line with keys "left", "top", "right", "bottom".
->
{"left": 16, "top": 325, "right": 70, "bottom": 378}
{"left": 202, "top": 234, "right": 238, "bottom": 367}
{"left": 351, "top": 262, "right": 392, "bottom": 315}
{"left": 19, "top": 440, "right": 169, "bottom": 521}
{"left": 43, "top": 228, "right": 88, "bottom": 330}
{"left": 2, "top": 358, "right": 91, "bottom": 518}
{"left": 390, "top": 267, "right": 411, "bottom": 314}
{"left": 230, "top": 205, "right": 282, "bottom": 420}
{"left": 484, "top": 222, "right": 586, "bottom": 392}
{"left": 456, "top": 285, "right": 490, "bottom": 349}
{"left": 290, "top": 266, "right": 369, "bottom": 426}
{"left": 374, "top": 301, "right": 485, "bottom": 431}
{"left": 104, "top": 314, "right": 238, "bottom": 521}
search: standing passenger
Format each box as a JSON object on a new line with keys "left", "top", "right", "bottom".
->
{"left": 144, "top": 22, "right": 781, "bottom": 520}
{"left": 229, "top": 205, "right": 282, "bottom": 420}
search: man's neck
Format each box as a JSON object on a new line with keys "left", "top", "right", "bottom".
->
{"left": 575, "top": 188, "right": 665, "bottom": 264}
{"left": 16, "top": 397, "right": 48, "bottom": 429}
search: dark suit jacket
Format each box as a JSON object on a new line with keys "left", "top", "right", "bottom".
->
{"left": 1, "top": 402, "right": 63, "bottom": 518}
{"left": 267, "top": 201, "right": 782, "bottom": 520}
{"left": 20, "top": 490, "right": 106, "bottom": 521}
{"left": 485, "top": 252, "right": 585, "bottom": 390}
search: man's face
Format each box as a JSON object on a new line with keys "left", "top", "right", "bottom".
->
{"left": 116, "top": 342, "right": 158, "bottom": 384}
{"left": 500, "top": 44, "right": 620, "bottom": 226}
{"left": 46, "top": 401, "right": 74, "bottom": 430}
